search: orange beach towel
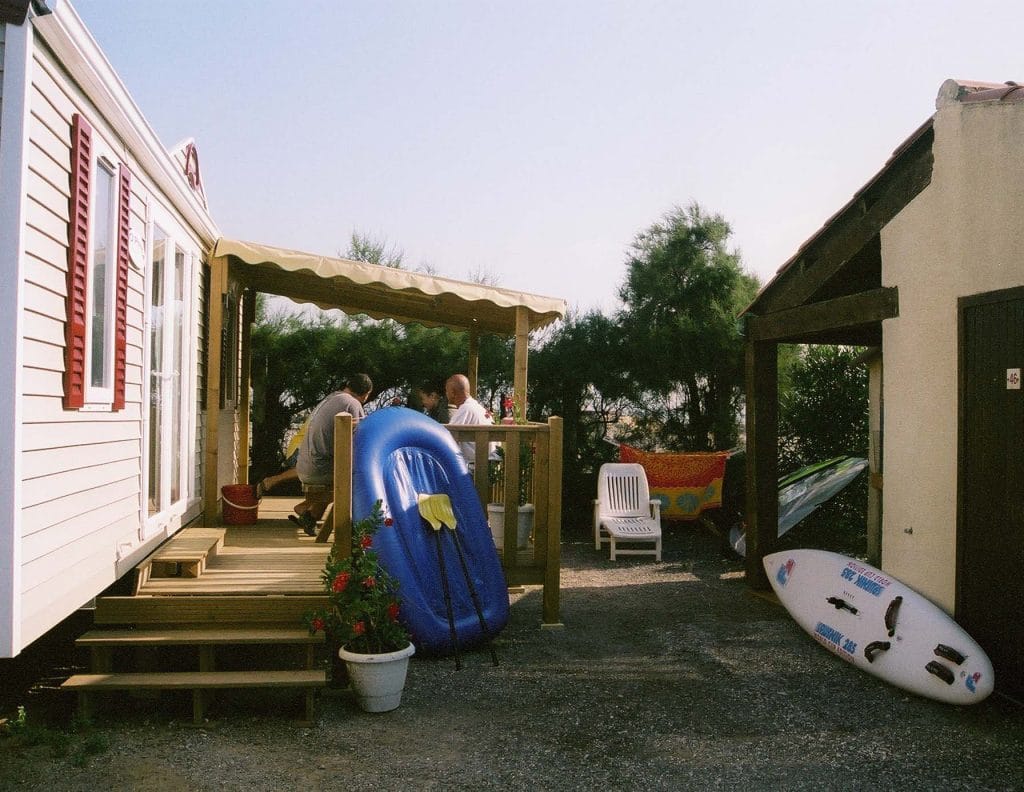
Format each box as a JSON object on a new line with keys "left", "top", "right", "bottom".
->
{"left": 618, "top": 444, "right": 729, "bottom": 520}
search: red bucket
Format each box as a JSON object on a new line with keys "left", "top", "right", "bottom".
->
{"left": 221, "top": 484, "right": 259, "bottom": 525}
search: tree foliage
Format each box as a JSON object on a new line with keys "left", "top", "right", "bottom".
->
{"left": 616, "top": 204, "right": 759, "bottom": 451}
{"left": 778, "top": 344, "right": 868, "bottom": 471}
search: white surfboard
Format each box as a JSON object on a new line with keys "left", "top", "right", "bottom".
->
{"left": 764, "top": 549, "right": 994, "bottom": 704}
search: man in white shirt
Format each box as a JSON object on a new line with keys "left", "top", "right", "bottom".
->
{"left": 445, "top": 374, "right": 493, "bottom": 469}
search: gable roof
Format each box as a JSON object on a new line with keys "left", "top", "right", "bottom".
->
{"left": 744, "top": 79, "right": 1023, "bottom": 347}
{"left": 213, "top": 237, "right": 566, "bottom": 336}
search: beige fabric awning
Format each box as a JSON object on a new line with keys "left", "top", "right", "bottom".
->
{"left": 213, "top": 238, "right": 566, "bottom": 335}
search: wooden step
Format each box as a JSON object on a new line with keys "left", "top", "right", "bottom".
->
{"left": 147, "top": 528, "right": 226, "bottom": 580}
{"left": 76, "top": 627, "right": 324, "bottom": 647}
{"left": 62, "top": 670, "right": 326, "bottom": 725}
{"left": 62, "top": 669, "right": 326, "bottom": 691}
{"left": 94, "top": 595, "right": 328, "bottom": 626}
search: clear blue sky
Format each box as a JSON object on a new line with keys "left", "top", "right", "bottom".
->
{"left": 72, "top": 0, "right": 1022, "bottom": 314}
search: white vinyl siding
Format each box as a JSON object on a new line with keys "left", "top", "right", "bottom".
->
{"left": 15, "top": 38, "right": 209, "bottom": 652}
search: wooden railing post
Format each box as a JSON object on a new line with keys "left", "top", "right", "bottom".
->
{"left": 330, "top": 413, "right": 354, "bottom": 556}
{"left": 542, "top": 417, "right": 563, "bottom": 627}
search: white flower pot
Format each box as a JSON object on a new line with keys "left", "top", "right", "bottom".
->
{"left": 338, "top": 642, "right": 415, "bottom": 712}
{"left": 487, "top": 503, "right": 534, "bottom": 550}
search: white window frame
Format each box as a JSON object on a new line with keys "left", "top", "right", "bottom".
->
{"left": 82, "top": 138, "right": 121, "bottom": 409}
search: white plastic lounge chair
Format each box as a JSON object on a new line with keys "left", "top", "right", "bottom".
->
{"left": 593, "top": 463, "right": 662, "bottom": 561}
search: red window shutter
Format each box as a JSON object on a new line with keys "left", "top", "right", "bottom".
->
{"left": 112, "top": 165, "right": 131, "bottom": 410}
{"left": 63, "top": 113, "right": 91, "bottom": 410}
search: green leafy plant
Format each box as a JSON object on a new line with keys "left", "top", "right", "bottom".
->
{"left": 488, "top": 442, "right": 535, "bottom": 506}
{"left": 306, "top": 500, "right": 410, "bottom": 654}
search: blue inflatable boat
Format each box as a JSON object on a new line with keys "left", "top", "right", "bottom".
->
{"left": 352, "top": 407, "right": 509, "bottom": 656}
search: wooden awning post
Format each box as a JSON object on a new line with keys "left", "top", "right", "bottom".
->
{"left": 202, "top": 256, "right": 228, "bottom": 524}
{"left": 744, "top": 339, "right": 778, "bottom": 589}
{"left": 513, "top": 306, "right": 529, "bottom": 415}
{"left": 331, "top": 413, "right": 354, "bottom": 557}
{"left": 467, "top": 325, "right": 479, "bottom": 396}
{"left": 237, "top": 288, "right": 255, "bottom": 484}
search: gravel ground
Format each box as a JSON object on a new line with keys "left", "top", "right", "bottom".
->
{"left": 2, "top": 523, "right": 1022, "bottom": 791}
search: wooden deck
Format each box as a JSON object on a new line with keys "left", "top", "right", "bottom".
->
{"left": 139, "top": 497, "right": 330, "bottom": 596}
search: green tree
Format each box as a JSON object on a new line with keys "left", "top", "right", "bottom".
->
{"left": 344, "top": 231, "right": 404, "bottom": 268}
{"left": 616, "top": 203, "right": 759, "bottom": 451}
{"left": 528, "top": 310, "right": 630, "bottom": 519}
{"left": 778, "top": 344, "right": 868, "bottom": 471}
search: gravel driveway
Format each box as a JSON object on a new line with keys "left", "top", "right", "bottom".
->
{"left": 2, "top": 523, "right": 1022, "bottom": 791}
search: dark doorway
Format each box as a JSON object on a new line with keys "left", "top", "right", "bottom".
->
{"left": 958, "top": 286, "right": 1024, "bottom": 700}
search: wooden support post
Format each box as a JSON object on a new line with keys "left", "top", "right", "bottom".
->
{"left": 195, "top": 645, "right": 215, "bottom": 724}
{"left": 238, "top": 288, "right": 255, "bottom": 484}
{"left": 90, "top": 646, "right": 112, "bottom": 674}
{"left": 468, "top": 326, "right": 480, "bottom": 396}
{"left": 866, "top": 355, "right": 883, "bottom": 567}
{"left": 203, "top": 256, "right": 228, "bottom": 525}
{"left": 513, "top": 306, "right": 529, "bottom": 416}
{"left": 329, "top": 413, "right": 354, "bottom": 554}
{"left": 744, "top": 340, "right": 778, "bottom": 590}
{"left": 542, "top": 417, "right": 563, "bottom": 627}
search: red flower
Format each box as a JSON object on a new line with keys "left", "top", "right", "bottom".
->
{"left": 331, "top": 572, "right": 350, "bottom": 593}
{"left": 362, "top": 576, "right": 377, "bottom": 589}
{"left": 387, "top": 602, "right": 400, "bottom": 622}
{"left": 384, "top": 517, "right": 394, "bottom": 526}
{"left": 360, "top": 535, "right": 373, "bottom": 549}
{"left": 352, "top": 621, "right": 366, "bottom": 635}
{"left": 311, "top": 617, "right": 325, "bottom": 633}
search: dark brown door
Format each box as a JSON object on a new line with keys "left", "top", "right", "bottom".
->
{"left": 958, "top": 287, "right": 1024, "bottom": 700}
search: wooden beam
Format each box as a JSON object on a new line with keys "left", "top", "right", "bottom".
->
{"left": 744, "top": 341, "right": 778, "bottom": 590}
{"left": 513, "top": 306, "right": 529, "bottom": 416}
{"left": 746, "top": 287, "right": 899, "bottom": 343}
{"left": 753, "top": 131, "right": 932, "bottom": 316}
{"left": 202, "top": 256, "right": 227, "bottom": 524}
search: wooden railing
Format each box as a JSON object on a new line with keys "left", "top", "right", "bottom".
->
{"left": 329, "top": 415, "right": 563, "bottom": 627}
{"left": 447, "top": 418, "right": 563, "bottom": 627}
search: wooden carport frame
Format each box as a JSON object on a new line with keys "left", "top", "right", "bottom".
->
{"left": 739, "top": 121, "right": 934, "bottom": 588}
{"left": 200, "top": 238, "right": 567, "bottom": 616}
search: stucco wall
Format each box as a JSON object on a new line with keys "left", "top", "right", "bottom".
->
{"left": 881, "top": 100, "right": 1024, "bottom": 610}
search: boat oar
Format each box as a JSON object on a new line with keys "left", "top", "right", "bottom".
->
{"left": 418, "top": 493, "right": 499, "bottom": 667}
{"left": 418, "top": 494, "right": 461, "bottom": 669}
{"left": 447, "top": 527, "right": 500, "bottom": 667}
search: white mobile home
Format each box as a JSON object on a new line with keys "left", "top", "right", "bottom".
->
{"left": 742, "top": 79, "right": 1024, "bottom": 698}
{"left": 0, "top": 0, "right": 219, "bottom": 657}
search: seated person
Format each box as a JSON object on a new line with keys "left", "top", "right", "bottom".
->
{"left": 395, "top": 381, "right": 445, "bottom": 421}
{"left": 292, "top": 373, "right": 373, "bottom": 535}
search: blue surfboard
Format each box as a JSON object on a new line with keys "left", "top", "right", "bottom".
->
{"left": 352, "top": 407, "right": 509, "bottom": 655}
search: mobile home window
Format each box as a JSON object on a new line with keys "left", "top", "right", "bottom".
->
{"left": 88, "top": 156, "right": 117, "bottom": 396}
